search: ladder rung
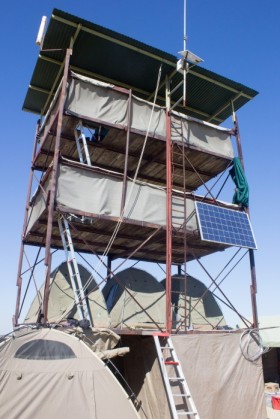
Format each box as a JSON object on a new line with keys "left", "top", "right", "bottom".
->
{"left": 172, "top": 393, "right": 190, "bottom": 397}
{"left": 168, "top": 377, "right": 184, "bottom": 381}
{"left": 172, "top": 158, "right": 184, "bottom": 163}
{"left": 154, "top": 335, "right": 199, "bottom": 418}
{"left": 172, "top": 151, "right": 184, "bottom": 156}
{"left": 165, "top": 361, "right": 179, "bottom": 365}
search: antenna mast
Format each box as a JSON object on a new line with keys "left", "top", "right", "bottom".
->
{"left": 184, "top": 0, "right": 187, "bottom": 52}
{"left": 177, "top": 0, "right": 204, "bottom": 106}
{"left": 183, "top": 0, "right": 187, "bottom": 105}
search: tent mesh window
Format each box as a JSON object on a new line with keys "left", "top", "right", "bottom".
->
{"left": 14, "top": 339, "right": 76, "bottom": 360}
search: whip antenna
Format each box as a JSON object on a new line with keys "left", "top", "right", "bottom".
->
{"left": 177, "top": 0, "right": 204, "bottom": 106}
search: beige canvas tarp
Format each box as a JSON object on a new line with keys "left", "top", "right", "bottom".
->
{"left": 172, "top": 333, "right": 267, "bottom": 419}
{"left": 27, "top": 162, "right": 199, "bottom": 234}
{"left": 0, "top": 328, "right": 140, "bottom": 419}
{"left": 102, "top": 333, "right": 266, "bottom": 419}
{"left": 25, "top": 261, "right": 110, "bottom": 327}
{"left": 65, "top": 72, "right": 234, "bottom": 158}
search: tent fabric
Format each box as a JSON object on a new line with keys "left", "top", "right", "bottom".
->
{"left": 120, "top": 335, "right": 172, "bottom": 419}
{"left": 162, "top": 275, "right": 226, "bottom": 330}
{"left": 25, "top": 261, "right": 110, "bottom": 328}
{"left": 0, "top": 328, "right": 140, "bottom": 419}
{"left": 172, "top": 333, "right": 267, "bottom": 419}
{"left": 102, "top": 268, "right": 226, "bottom": 331}
{"left": 229, "top": 157, "right": 249, "bottom": 208}
{"left": 65, "top": 72, "right": 234, "bottom": 158}
{"left": 63, "top": 327, "right": 130, "bottom": 359}
{"left": 102, "top": 268, "right": 166, "bottom": 329}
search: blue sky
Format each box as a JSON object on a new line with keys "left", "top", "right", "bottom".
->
{"left": 0, "top": 0, "right": 279, "bottom": 334}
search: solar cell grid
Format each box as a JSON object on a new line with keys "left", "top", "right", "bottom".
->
{"left": 195, "top": 202, "right": 257, "bottom": 249}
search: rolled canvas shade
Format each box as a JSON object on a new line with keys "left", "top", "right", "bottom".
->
{"left": 25, "top": 261, "right": 110, "bottom": 327}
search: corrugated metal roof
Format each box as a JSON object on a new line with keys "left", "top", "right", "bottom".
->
{"left": 23, "top": 8, "right": 258, "bottom": 124}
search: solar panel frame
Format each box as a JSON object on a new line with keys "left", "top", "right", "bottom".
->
{"left": 195, "top": 201, "right": 257, "bottom": 250}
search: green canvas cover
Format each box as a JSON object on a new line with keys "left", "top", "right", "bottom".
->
{"left": 230, "top": 157, "right": 249, "bottom": 208}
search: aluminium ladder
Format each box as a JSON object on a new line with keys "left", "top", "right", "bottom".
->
{"left": 58, "top": 215, "right": 92, "bottom": 324}
{"left": 74, "top": 121, "right": 92, "bottom": 166}
{"left": 153, "top": 335, "right": 199, "bottom": 419}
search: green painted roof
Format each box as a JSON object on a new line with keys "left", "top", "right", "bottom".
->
{"left": 23, "top": 8, "right": 258, "bottom": 124}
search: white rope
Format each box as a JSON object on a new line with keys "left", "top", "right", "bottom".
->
{"left": 55, "top": 65, "right": 163, "bottom": 322}
{"left": 93, "top": 64, "right": 163, "bottom": 263}
{"left": 77, "top": 64, "right": 163, "bottom": 288}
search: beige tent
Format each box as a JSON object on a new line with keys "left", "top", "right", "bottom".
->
{"left": 162, "top": 275, "right": 226, "bottom": 330}
{"left": 0, "top": 328, "right": 140, "bottom": 419}
{"left": 25, "top": 262, "right": 110, "bottom": 327}
{"left": 102, "top": 267, "right": 166, "bottom": 329}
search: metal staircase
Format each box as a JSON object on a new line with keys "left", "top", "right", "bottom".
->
{"left": 154, "top": 334, "right": 199, "bottom": 418}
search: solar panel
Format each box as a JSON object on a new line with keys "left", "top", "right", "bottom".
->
{"left": 195, "top": 202, "right": 257, "bottom": 249}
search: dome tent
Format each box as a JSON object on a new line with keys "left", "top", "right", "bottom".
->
{"left": 161, "top": 275, "right": 226, "bottom": 330}
{"left": 0, "top": 328, "right": 139, "bottom": 419}
{"left": 102, "top": 267, "right": 166, "bottom": 329}
{"left": 25, "top": 261, "right": 110, "bottom": 327}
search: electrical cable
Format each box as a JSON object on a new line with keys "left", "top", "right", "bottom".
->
{"left": 239, "top": 328, "right": 270, "bottom": 362}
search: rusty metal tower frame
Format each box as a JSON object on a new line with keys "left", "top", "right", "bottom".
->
{"left": 13, "top": 11, "right": 259, "bottom": 335}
